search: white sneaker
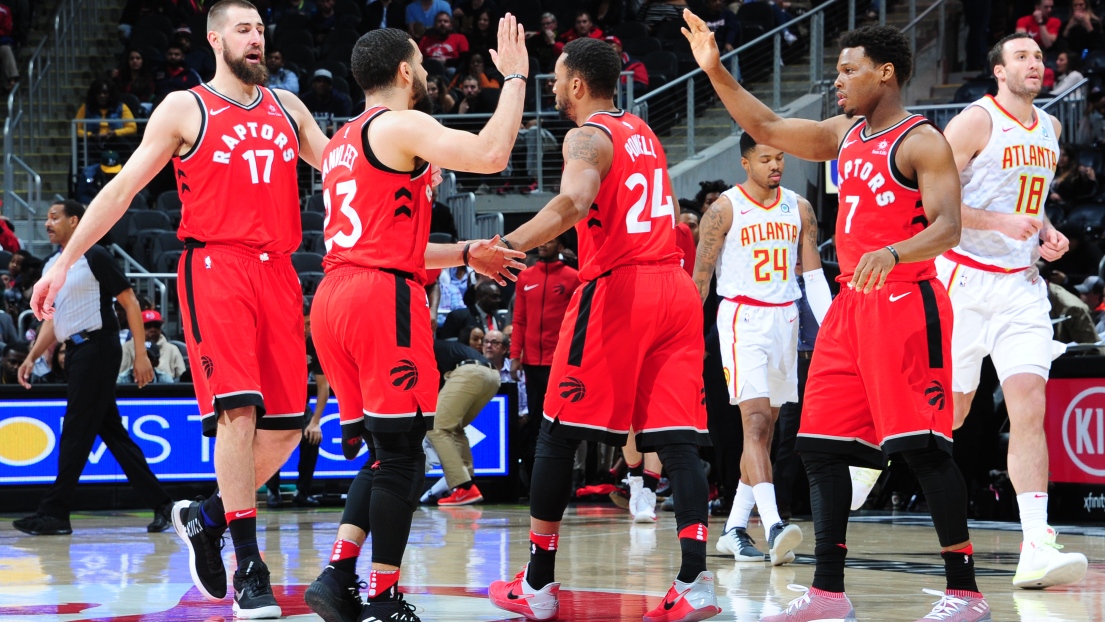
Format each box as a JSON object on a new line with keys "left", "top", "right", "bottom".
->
{"left": 1012, "top": 527, "right": 1088, "bottom": 589}
{"left": 627, "top": 476, "right": 644, "bottom": 519}
{"left": 715, "top": 526, "right": 766, "bottom": 562}
{"left": 849, "top": 467, "right": 882, "bottom": 511}
{"left": 634, "top": 488, "right": 657, "bottom": 523}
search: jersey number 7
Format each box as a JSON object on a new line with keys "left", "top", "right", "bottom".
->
{"left": 625, "top": 168, "right": 676, "bottom": 233}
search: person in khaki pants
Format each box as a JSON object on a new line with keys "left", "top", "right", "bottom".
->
{"left": 428, "top": 339, "right": 501, "bottom": 506}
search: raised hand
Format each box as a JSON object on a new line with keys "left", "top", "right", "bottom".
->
{"left": 467, "top": 235, "right": 526, "bottom": 285}
{"left": 490, "top": 13, "right": 529, "bottom": 78}
{"left": 681, "top": 9, "right": 722, "bottom": 74}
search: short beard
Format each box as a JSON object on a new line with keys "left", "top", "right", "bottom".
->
{"left": 556, "top": 96, "right": 573, "bottom": 121}
{"left": 1007, "top": 78, "right": 1041, "bottom": 100}
{"left": 224, "top": 49, "right": 268, "bottom": 86}
{"left": 412, "top": 76, "right": 433, "bottom": 113}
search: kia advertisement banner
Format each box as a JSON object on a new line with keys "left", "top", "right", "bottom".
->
{"left": 1045, "top": 377, "right": 1105, "bottom": 485}
{"left": 0, "top": 386, "right": 513, "bottom": 485}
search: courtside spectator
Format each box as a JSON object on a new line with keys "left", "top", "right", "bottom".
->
{"left": 454, "top": 0, "right": 499, "bottom": 31}
{"left": 265, "top": 48, "right": 299, "bottom": 93}
{"left": 76, "top": 80, "right": 138, "bottom": 156}
{"left": 119, "top": 310, "right": 186, "bottom": 382}
{"left": 1076, "top": 276, "right": 1105, "bottom": 330}
{"left": 484, "top": 329, "right": 526, "bottom": 414}
{"left": 361, "top": 0, "right": 405, "bottom": 31}
{"left": 76, "top": 151, "right": 124, "bottom": 205}
{"left": 0, "top": 0, "right": 17, "bottom": 92}
{"left": 426, "top": 74, "right": 456, "bottom": 114}
{"left": 154, "top": 44, "right": 202, "bottom": 106}
{"left": 557, "top": 10, "right": 603, "bottom": 53}
{"left": 119, "top": 341, "right": 174, "bottom": 383}
{"left": 173, "top": 27, "right": 216, "bottom": 81}
{"left": 42, "top": 343, "right": 67, "bottom": 383}
{"left": 604, "top": 35, "right": 648, "bottom": 93}
{"left": 311, "top": 0, "right": 339, "bottom": 45}
{"left": 701, "top": 0, "right": 740, "bottom": 52}
{"left": 1054, "top": 50, "right": 1085, "bottom": 97}
{"left": 112, "top": 49, "right": 156, "bottom": 110}
{"left": 1016, "top": 0, "right": 1061, "bottom": 50}
{"left": 527, "top": 12, "right": 561, "bottom": 72}
{"left": 451, "top": 53, "right": 500, "bottom": 89}
{"left": 464, "top": 8, "right": 496, "bottom": 59}
{"left": 1063, "top": 0, "right": 1103, "bottom": 55}
{"left": 1049, "top": 145, "right": 1096, "bottom": 208}
{"left": 407, "top": 0, "right": 452, "bottom": 31}
{"left": 695, "top": 179, "right": 728, "bottom": 213}
{"left": 420, "top": 11, "right": 469, "bottom": 71}
{"left": 301, "top": 68, "right": 352, "bottom": 117}
{"left": 436, "top": 265, "right": 470, "bottom": 326}
{"left": 679, "top": 210, "right": 700, "bottom": 244}
{"left": 639, "top": 0, "right": 687, "bottom": 35}
{"left": 459, "top": 325, "right": 485, "bottom": 351}
{"left": 453, "top": 74, "right": 496, "bottom": 114}
{"left": 0, "top": 343, "right": 25, "bottom": 384}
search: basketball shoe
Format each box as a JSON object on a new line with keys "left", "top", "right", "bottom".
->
{"left": 488, "top": 565, "right": 560, "bottom": 620}
{"left": 232, "top": 556, "right": 281, "bottom": 619}
{"left": 437, "top": 485, "right": 484, "bottom": 506}
{"left": 715, "top": 527, "right": 766, "bottom": 562}
{"left": 767, "top": 522, "right": 802, "bottom": 566}
{"left": 911, "top": 588, "right": 991, "bottom": 621}
{"left": 1012, "top": 527, "right": 1088, "bottom": 589}
{"left": 628, "top": 476, "right": 657, "bottom": 522}
{"left": 642, "top": 571, "right": 722, "bottom": 622}
{"left": 358, "top": 593, "right": 420, "bottom": 621}
{"left": 848, "top": 467, "right": 882, "bottom": 511}
{"left": 760, "top": 586, "right": 856, "bottom": 622}
{"left": 171, "top": 498, "right": 227, "bottom": 600}
{"left": 305, "top": 566, "right": 364, "bottom": 622}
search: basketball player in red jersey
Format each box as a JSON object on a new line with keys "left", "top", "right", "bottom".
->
{"left": 487, "top": 38, "right": 720, "bottom": 622}
{"left": 301, "top": 22, "right": 528, "bottom": 622}
{"left": 685, "top": 14, "right": 991, "bottom": 622}
{"left": 32, "top": 1, "right": 333, "bottom": 617}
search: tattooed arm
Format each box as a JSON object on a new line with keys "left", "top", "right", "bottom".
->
{"left": 693, "top": 194, "right": 733, "bottom": 303}
{"left": 500, "top": 126, "right": 612, "bottom": 252}
{"left": 797, "top": 198, "right": 823, "bottom": 274}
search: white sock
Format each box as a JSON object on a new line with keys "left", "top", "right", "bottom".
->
{"left": 752, "top": 482, "right": 782, "bottom": 536}
{"left": 725, "top": 482, "right": 757, "bottom": 531}
{"left": 1017, "top": 492, "right": 1050, "bottom": 541}
{"left": 420, "top": 477, "right": 450, "bottom": 502}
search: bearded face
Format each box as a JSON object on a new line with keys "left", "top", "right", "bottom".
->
{"left": 223, "top": 45, "right": 268, "bottom": 86}
{"left": 412, "top": 73, "right": 433, "bottom": 114}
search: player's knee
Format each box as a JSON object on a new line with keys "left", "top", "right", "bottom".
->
{"left": 534, "top": 428, "right": 581, "bottom": 463}
{"left": 742, "top": 411, "right": 773, "bottom": 444}
{"left": 373, "top": 448, "right": 426, "bottom": 510}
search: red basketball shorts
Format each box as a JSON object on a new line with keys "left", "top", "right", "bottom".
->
{"left": 796, "top": 279, "right": 954, "bottom": 467}
{"left": 310, "top": 266, "right": 437, "bottom": 447}
{"left": 177, "top": 242, "right": 306, "bottom": 437}
{"left": 542, "top": 263, "right": 709, "bottom": 452}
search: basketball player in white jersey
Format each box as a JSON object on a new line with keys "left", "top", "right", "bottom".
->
{"left": 938, "top": 32, "right": 1086, "bottom": 588}
{"left": 694, "top": 132, "right": 831, "bottom": 565}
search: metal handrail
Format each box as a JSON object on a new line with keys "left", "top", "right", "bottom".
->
{"left": 907, "top": 77, "right": 1089, "bottom": 135}
{"left": 1041, "top": 77, "right": 1090, "bottom": 109}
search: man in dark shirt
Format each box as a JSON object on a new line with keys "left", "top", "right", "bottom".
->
{"left": 301, "top": 68, "right": 352, "bottom": 118}
{"left": 426, "top": 339, "right": 500, "bottom": 506}
{"left": 439, "top": 280, "right": 502, "bottom": 338}
{"left": 266, "top": 301, "right": 329, "bottom": 508}
{"left": 12, "top": 200, "right": 173, "bottom": 536}
{"left": 154, "top": 44, "right": 203, "bottom": 107}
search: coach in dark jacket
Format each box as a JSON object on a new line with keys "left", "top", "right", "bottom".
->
{"left": 438, "top": 280, "right": 503, "bottom": 339}
{"left": 12, "top": 200, "right": 173, "bottom": 536}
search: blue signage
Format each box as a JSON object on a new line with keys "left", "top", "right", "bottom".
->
{"left": 0, "top": 393, "right": 511, "bottom": 485}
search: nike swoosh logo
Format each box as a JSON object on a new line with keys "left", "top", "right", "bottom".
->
{"left": 740, "top": 208, "right": 756, "bottom": 215}
{"left": 1002, "top": 127, "right": 1014, "bottom": 132}
{"left": 663, "top": 587, "right": 693, "bottom": 610}
{"left": 889, "top": 292, "right": 911, "bottom": 302}
{"left": 507, "top": 590, "right": 528, "bottom": 600}
{"left": 842, "top": 139, "right": 857, "bottom": 149}
{"left": 233, "top": 510, "right": 253, "bottom": 518}
{"left": 235, "top": 589, "right": 244, "bottom": 599}
{"left": 210, "top": 106, "right": 231, "bottom": 115}
{"left": 524, "top": 284, "right": 539, "bottom": 291}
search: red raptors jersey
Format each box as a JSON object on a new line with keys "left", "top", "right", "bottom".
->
{"left": 576, "top": 111, "right": 681, "bottom": 281}
{"left": 836, "top": 114, "right": 936, "bottom": 283}
{"left": 320, "top": 106, "right": 433, "bottom": 283}
{"left": 173, "top": 84, "right": 301, "bottom": 253}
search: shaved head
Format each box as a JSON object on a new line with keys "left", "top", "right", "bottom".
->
{"left": 207, "top": 0, "right": 260, "bottom": 33}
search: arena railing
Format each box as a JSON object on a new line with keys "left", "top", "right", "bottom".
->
{"left": 906, "top": 77, "right": 1089, "bottom": 134}
{"left": 4, "top": 0, "right": 114, "bottom": 252}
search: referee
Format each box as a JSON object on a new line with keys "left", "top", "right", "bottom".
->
{"left": 12, "top": 200, "right": 173, "bottom": 536}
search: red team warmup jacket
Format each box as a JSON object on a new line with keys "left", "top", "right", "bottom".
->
{"left": 510, "top": 259, "right": 580, "bottom": 366}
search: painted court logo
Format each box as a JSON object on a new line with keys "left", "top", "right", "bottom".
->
{"left": 559, "top": 377, "right": 586, "bottom": 403}
{"left": 925, "top": 381, "right": 945, "bottom": 410}
{"left": 390, "top": 360, "right": 419, "bottom": 390}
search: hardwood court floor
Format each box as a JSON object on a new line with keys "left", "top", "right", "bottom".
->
{"left": 0, "top": 505, "right": 1102, "bottom": 620}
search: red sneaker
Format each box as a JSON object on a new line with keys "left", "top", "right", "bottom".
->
{"left": 643, "top": 571, "right": 721, "bottom": 622}
{"left": 489, "top": 565, "right": 560, "bottom": 620}
{"left": 437, "top": 484, "right": 484, "bottom": 506}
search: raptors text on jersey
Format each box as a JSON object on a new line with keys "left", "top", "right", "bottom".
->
{"left": 173, "top": 84, "right": 301, "bottom": 253}
{"left": 835, "top": 114, "right": 936, "bottom": 283}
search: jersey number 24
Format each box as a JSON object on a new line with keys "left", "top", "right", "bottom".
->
{"left": 625, "top": 168, "right": 676, "bottom": 233}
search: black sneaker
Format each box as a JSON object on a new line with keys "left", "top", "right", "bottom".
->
{"left": 233, "top": 556, "right": 281, "bottom": 619}
{"left": 293, "top": 492, "right": 320, "bottom": 507}
{"left": 304, "top": 566, "right": 364, "bottom": 622}
{"left": 171, "top": 498, "right": 227, "bottom": 600}
{"left": 148, "top": 501, "right": 173, "bottom": 533}
{"left": 12, "top": 513, "right": 72, "bottom": 536}
{"left": 359, "top": 593, "right": 420, "bottom": 622}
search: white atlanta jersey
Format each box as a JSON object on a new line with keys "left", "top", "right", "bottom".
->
{"left": 957, "top": 94, "right": 1059, "bottom": 270}
{"left": 716, "top": 184, "right": 802, "bottom": 303}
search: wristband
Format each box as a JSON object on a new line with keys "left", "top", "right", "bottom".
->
{"left": 463, "top": 242, "right": 472, "bottom": 267}
{"left": 504, "top": 73, "right": 527, "bottom": 83}
{"left": 885, "top": 245, "right": 900, "bottom": 265}
{"left": 501, "top": 238, "right": 515, "bottom": 251}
